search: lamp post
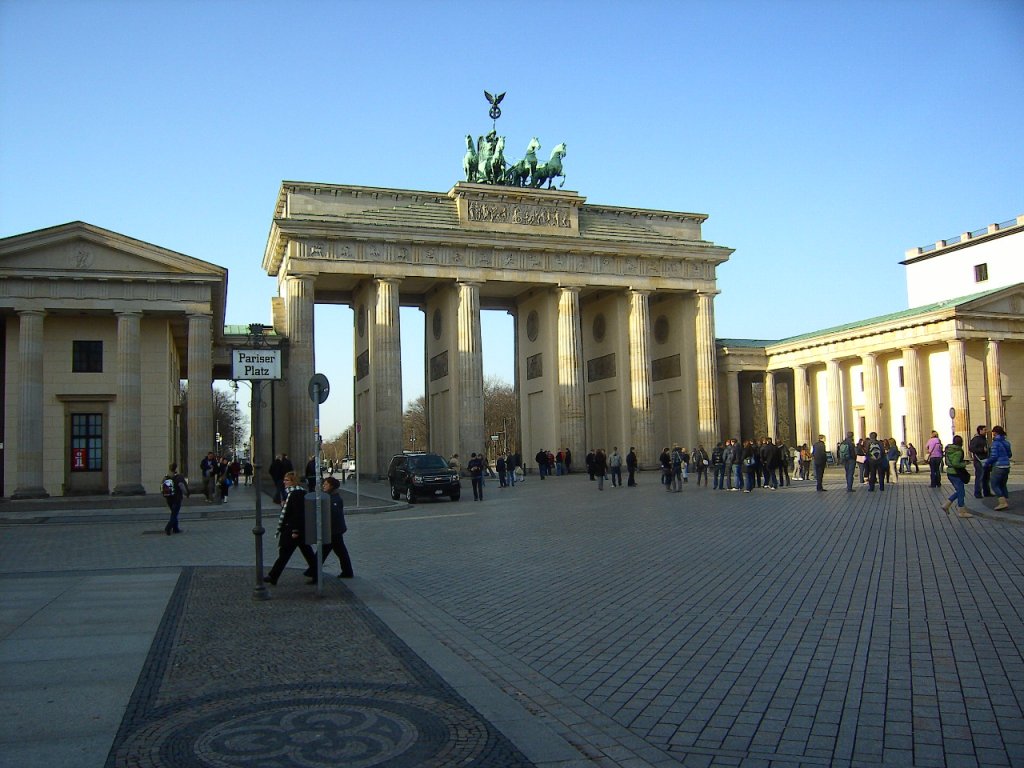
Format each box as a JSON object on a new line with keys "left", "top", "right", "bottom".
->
{"left": 245, "top": 323, "right": 274, "bottom": 601}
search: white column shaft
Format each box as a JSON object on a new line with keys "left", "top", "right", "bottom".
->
{"left": 286, "top": 276, "right": 316, "bottom": 466}
{"left": 826, "top": 359, "right": 844, "bottom": 447}
{"left": 187, "top": 313, "right": 213, "bottom": 483}
{"left": 628, "top": 290, "right": 655, "bottom": 466}
{"left": 113, "top": 311, "right": 144, "bottom": 494}
{"left": 862, "top": 353, "right": 880, "bottom": 436}
{"left": 948, "top": 338, "right": 969, "bottom": 438}
{"left": 695, "top": 292, "right": 720, "bottom": 448}
{"left": 902, "top": 347, "right": 924, "bottom": 448}
{"left": 12, "top": 310, "right": 48, "bottom": 498}
{"left": 557, "top": 286, "right": 585, "bottom": 458}
{"left": 793, "top": 365, "right": 810, "bottom": 447}
{"left": 457, "top": 281, "right": 484, "bottom": 458}
{"left": 986, "top": 340, "right": 1005, "bottom": 428}
{"left": 373, "top": 278, "right": 403, "bottom": 473}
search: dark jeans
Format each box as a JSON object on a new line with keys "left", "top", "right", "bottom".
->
{"left": 973, "top": 458, "right": 992, "bottom": 497}
{"left": 268, "top": 538, "right": 317, "bottom": 583}
{"left": 714, "top": 465, "right": 726, "bottom": 489}
{"left": 843, "top": 460, "right": 856, "bottom": 490}
{"left": 627, "top": 468, "right": 637, "bottom": 486}
{"left": 868, "top": 460, "right": 887, "bottom": 491}
{"left": 610, "top": 466, "right": 622, "bottom": 486}
{"left": 164, "top": 496, "right": 182, "bottom": 533}
{"left": 929, "top": 457, "right": 942, "bottom": 487}
{"left": 322, "top": 536, "right": 354, "bottom": 577}
{"left": 814, "top": 463, "right": 826, "bottom": 490}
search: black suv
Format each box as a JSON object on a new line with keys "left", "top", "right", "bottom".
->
{"left": 387, "top": 452, "right": 461, "bottom": 503}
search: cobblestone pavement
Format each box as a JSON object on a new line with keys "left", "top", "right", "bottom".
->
{"left": 1, "top": 470, "right": 1022, "bottom": 767}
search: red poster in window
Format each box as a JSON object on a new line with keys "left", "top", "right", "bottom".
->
{"left": 71, "top": 448, "right": 86, "bottom": 471}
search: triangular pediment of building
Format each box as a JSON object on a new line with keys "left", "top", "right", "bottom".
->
{"left": 954, "top": 283, "right": 1024, "bottom": 316}
{"left": 0, "top": 221, "right": 226, "bottom": 280}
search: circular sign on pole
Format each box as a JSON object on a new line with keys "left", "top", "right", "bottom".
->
{"left": 948, "top": 407, "right": 956, "bottom": 420}
{"left": 308, "top": 373, "right": 330, "bottom": 404}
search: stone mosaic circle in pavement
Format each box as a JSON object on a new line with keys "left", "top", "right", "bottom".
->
{"left": 105, "top": 567, "right": 532, "bottom": 768}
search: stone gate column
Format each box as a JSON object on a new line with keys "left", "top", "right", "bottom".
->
{"left": 726, "top": 370, "right": 741, "bottom": 440}
{"left": 902, "top": 346, "right": 924, "bottom": 448}
{"left": 557, "top": 286, "right": 585, "bottom": 462}
{"left": 862, "top": 352, "right": 880, "bottom": 436}
{"left": 695, "top": 291, "right": 720, "bottom": 448}
{"left": 187, "top": 312, "right": 213, "bottom": 483}
{"left": 285, "top": 275, "right": 316, "bottom": 466}
{"left": 986, "top": 339, "right": 1005, "bottom": 428}
{"left": 826, "top": 358, "right": 844, "bottom": 447}
{"left": 12, "top": 310, "right": 48, "bottom": 498}
{"left": 373, "top": 278, "right": 403, "bottom": 473}
{"left": 948, "top": 338, "right": 969, "bottom": 438}
{"left": 764, "top": 371, "right": 777, "bottom": 440}
{"left": 457, "top": 280, "right": 484, "bottom": 458}
{"left": 112, "top": 311, "right": 145, "bottom": 495}
{"left": 628, "top": 289, "right": 655, "bottom": 467}
{"left": 793, "top": 365, "right": 810, "bottom": 447}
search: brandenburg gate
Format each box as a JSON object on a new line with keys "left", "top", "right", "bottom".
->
{"left": 262, "top": 177, "right": 732, "bottom": 476}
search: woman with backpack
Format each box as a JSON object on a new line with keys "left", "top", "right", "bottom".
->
{"left": 941, "top": 435, "right": 972, "bottom": 518}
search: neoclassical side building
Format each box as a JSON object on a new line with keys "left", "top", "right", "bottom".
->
{"left": 0, "top": 222, "right": 226, "bottom": 497}
{"left": 718, "top": 215, "right": 1023, "bottom": 453}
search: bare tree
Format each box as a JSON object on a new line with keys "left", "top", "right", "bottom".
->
{"left": 402, "top": 395, "right": 428, "bottom": 452}
{"left": 483, "top": 376, "right": 517, "bottom": 459}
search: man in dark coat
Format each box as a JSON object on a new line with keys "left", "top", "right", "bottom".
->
{"left": 811, "top": 434, "right": 829, "bottom": 492}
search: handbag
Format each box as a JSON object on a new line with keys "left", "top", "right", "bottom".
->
{"left": 956, "top": 467, "right": 970, "bottom": 483}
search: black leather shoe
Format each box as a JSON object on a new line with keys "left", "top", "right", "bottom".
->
{"left": 263, "top": 576, "right": 277, "bottom": 585}
{"left": 338, "top": 573, "right": 354, "bottom": 579}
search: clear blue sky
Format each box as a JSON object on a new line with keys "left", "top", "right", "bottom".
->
{"left": 2, "top": 0, "right": 1022, "bottom": 439}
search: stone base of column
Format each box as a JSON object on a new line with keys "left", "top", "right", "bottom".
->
{"left": 111, "top": 484, "right": 147, "bottom": 496}
{"left": 10, "top": 487, "right": 50, "bottom": 499}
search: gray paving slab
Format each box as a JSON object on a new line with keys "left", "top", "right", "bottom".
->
{"left": 0, "top": 469, "right": 1021, "bottom": 767}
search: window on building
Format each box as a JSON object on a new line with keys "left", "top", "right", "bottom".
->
{"left": 70, "top": 413, "right": 103, "bottom": 471}
{"left": 898, "top": 365, "right": 905, "bottom": 387}
{"left": 859, "top": 372, "right": 864, "bottom": 391}
{"left": 72, "top": 340, "right": 103, "bottom": 373}
{"left": 974, "top": 263, "right": 989, "bottom": 283}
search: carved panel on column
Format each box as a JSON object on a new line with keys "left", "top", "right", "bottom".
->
{"left": 356, "top": 350, "right": 369, "bottom": 380}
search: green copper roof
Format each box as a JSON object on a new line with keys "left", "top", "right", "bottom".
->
{"left": 718, "top": 286, "right": 1009, "bottom": 349}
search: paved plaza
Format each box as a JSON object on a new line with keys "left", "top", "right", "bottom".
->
{"left": 1, "top": 468, "right": 1022, "bottom": 767}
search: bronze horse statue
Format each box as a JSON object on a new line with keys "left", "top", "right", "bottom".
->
{"left": 530, "top": 143, "right": 567, "bottom": 189}
{"left": 504, "top": 137, "right": 540, "bottom": 187}
{"left": 462, "top": 135, "right": 478, "bottom": 182}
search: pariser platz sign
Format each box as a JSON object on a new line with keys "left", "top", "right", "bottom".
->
{"left": 232, "top": 349, "right": 282, "bottom": 380}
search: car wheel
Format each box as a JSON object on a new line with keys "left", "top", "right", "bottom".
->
{"left": 405, "top": 486, "right": 416, "bottom": 503}
{"left": 390, "top": 483, "right": 400, "bottom": 501}
{"left": 450, "top": 491, "right": 460, "bottom": 501}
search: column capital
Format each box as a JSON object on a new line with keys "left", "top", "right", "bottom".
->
{"left": 628, "top": 288, "right": 651, "bottom": 298}
{"left": 16, "top": 308, "right": 46, "bottom": 318}
{"left": 557, "top": 284, "right": 582, "bottom": 294}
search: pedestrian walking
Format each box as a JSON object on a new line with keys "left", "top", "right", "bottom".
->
{"left": 866, "top": 432, "right": 887, "bottom": 492}
{"left": 941, "top": 435, "right": 973, "bottom": 518}
{"left": 264, "top": 471, "right": 317, "bottom": 586}
{"left": 306, "top": 476, "right": 354, "bottom": 579}
{"left": 161, "top": 463, "right": 188, "bottom": 535}
{"left": 626, "top": 447, "right": 638, "bottom": 487}
{"left": 985, "top": 426, "right": 1012, "bottom": 511}
{"left": 468, "top": 452, "right": 485, "bottom": 500}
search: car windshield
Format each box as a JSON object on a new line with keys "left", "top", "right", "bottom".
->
{"left": 409, "top": 455, "right": 449, "bottom": 471}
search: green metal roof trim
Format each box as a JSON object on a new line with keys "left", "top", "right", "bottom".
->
{"left": 715, "top": 286, "right": 1008, "bottom": 350}
{"left": 771, "top": 286, "right": 1007, "bottom": 347}
{"left": 717, "top": 338, "right": 779, "bottom": 348}
{"left": 223, "top": 325, "right": 280, "bottom": 336}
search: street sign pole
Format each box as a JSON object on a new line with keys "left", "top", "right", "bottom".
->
{"left": 309, "top": 373, "right": 330, "bottom": 598}
{"left": 251, "top": 379, "right": 269, "bottom": 601}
